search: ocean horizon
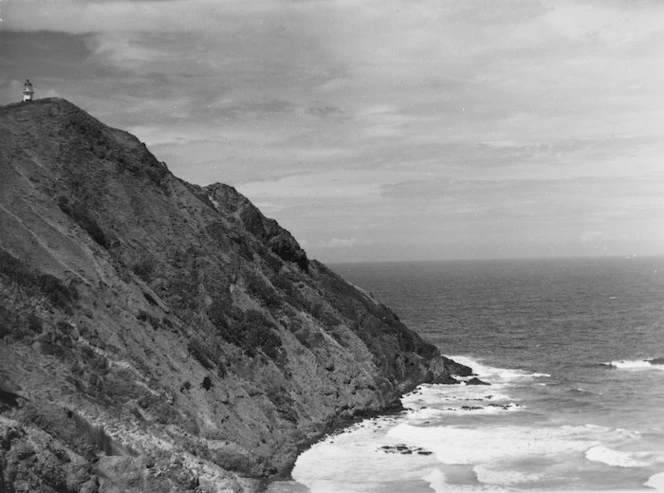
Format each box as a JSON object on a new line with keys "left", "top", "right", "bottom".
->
{"left": 327, "top": 254, "right": 656, "bottom": 265}
{"left": 269, "top": 256, "right": 664, "bottom": 492}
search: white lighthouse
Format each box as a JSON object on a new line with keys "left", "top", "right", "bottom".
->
{"left": 22, "top": 80, "right": 34, "bottom": 102}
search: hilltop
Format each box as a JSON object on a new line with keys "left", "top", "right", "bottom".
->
{"left": 0, "top": 98, "right": 469, "bottom": 492}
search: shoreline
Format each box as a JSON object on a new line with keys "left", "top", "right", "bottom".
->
{"left": 265, "top": 357, "right": 478, "bottom": 491}
{"left": 261, "top": 396, "right": 410, "bottom": 492}
{"left": 278, "top": 354, "right": 664, "bottom": 493}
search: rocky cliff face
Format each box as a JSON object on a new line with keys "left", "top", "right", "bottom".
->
{"left": 0, "top": 98, "right": 470, "bottom": 492}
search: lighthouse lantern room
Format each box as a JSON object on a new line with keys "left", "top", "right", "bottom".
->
{"left": 22, "top": 80, "right": 34, "bottom": 102}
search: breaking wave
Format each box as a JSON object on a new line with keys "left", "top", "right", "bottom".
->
{"left": 450, "top": 355, "right": 551, "bottom": 382}
{"left": 646, "top": 471, "right": 664, "bottom": 491}
{"left": 601, "top": 358, "right": 664, "bottom": 371}
{"left": 585, "top": 446, "right": 651, "bottom": 467}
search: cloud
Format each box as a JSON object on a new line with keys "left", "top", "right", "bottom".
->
{"left": 319, "top": 238, "right": 360, "bottom": 249}
{"left": 3, "top": 0, "right": 240, "bottom": 34}
{"left": 307, "top": 103, "right": 347, "bottom": 119}
{"left": 4, "top": 0, "right": 664, "bottom": 260}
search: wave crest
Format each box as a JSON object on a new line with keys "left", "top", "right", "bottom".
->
{"left": 448, "top": 355, "right": 551, "bottom": 383}
{"left": 585, "top": 446, "right": 650, "bottom": 467}
{"left": 601, "top": 358, "right": 664, "bottom": 371}
{"left": 646, "top": 471, "right": 664, "bottom": 492}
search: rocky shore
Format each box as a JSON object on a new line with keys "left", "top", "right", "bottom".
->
{"left": 0, "top": 98, "right": 470, "bottom": 492}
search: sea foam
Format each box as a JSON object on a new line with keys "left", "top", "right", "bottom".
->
{"left": 387, "top": 423, "right": 594, "bottom": 465}
{"left": 422, "top": 470, "right": 448, "bottom": 493}
{"left": 450, "top": 355, "right": 551, "bottom": 382}
{"left": 402, "top": 381, "right": 522, "bottom": 418}
{"left": 585, "top": 446, "right": 650, "bottom": 467}
{"left": 602, "top": 359, "right": 664, "bottom": 371}
{"left": 292, "top": 415, "right": 437, "bottom": 492}
{"left": 646, "top": 471, "right": 664, "bottom": 491}
{"left": 473, "top": 465, "right": 540, "bottom": 486}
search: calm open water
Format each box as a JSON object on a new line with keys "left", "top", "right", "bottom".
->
{"left": 270, "top": 257, "right": 664, "bottom": 492}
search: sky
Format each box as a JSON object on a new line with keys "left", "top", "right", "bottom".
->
{"left": 2, "top": 0, "right": 664, "bottom": 263}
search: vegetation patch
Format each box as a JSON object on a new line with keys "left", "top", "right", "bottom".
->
{"left": 0, "top": 304, "right": 16, "bottom": 339}
{"left": 167, "top": 271, "right": 200, "bottom": 311}
{"left": 245, "top": 271, "right": 282, "bottom": 310}
{"left": 0, "top": 248, "right": 78, "bottom": 312}
{"left": 266, "top": 387, "right": 298, "bottom": 423}
{"left": 208, "top": 305, "right": 283, "bottom": 360}
{"left": 293, "top": 324, "right": 325, "bottom": 349}
{"left": 26, "top": 313, "right": 43, "bottom": 333}
{"left": 64, "top": 112, "right": 169, "bottom": 189}
{"left": 57, "top": 196, "right": 110, "bottom": 249}
{"left": 21, "top": 403, "right": 125, "bottom": 458}
{"left": 228, "top": 234, "right": 254, "bottom": 262}
{"left": 137, "top": 309, "right": 160, "bottom": 329}
{"left": 187, "top": 338, "right": 215, "bottom": 370}
{"left": 132, "top": 260, "right": 154, "bottom": 283}
{"left": 308, "top": 301, "right": 342, "bottom": 327}
{"left": 267, "top": 234, "right": 309, "bottom": 273}
{"left": 40, "top": 330, "right": 76, "bottom": 360}
{"left": 204, "top": 221, "right": 232, "bottom": 250}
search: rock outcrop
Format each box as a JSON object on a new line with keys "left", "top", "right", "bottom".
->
{"left": 0, "top": 98, "right": 469, "bottom": 492}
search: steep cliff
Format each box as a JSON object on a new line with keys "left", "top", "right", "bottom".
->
{"left": 0, "top": 98, "right": 470, "bottom": 492}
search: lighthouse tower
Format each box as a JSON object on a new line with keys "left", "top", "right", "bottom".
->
{"left": 22, "top": 80, "right": 34, "bottom": 102}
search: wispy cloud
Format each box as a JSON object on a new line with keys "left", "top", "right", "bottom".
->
{"left": 3, "top": 0, "right": 664, "bottom": 260}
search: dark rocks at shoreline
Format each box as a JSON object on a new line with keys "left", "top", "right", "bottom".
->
{"left": 466, "top": 377, "right": 491, "bottom": 386}
{"left": 488, "top": 402, "right": 520, "bottom": 410}
{"left": 379, "top": 444, "right": 433, "bottom": 456}
{"left": 440, "top": 356, "right": 473, "bottom": 377}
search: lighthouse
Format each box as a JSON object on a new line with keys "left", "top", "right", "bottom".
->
{"left": 22, "top": 80, "right": 34, "bottom": 102}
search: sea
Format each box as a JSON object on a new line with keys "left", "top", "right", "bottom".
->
{"left": 265, "top": 256, "right": 664, "bottom": 493}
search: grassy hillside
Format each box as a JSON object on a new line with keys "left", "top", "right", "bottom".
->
{"left": 0, "top": 98, "right": 469, "bottom": 492}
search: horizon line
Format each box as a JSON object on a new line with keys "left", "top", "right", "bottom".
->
{"left": 326, "top": 254, "right": 664, "bottom": 265}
